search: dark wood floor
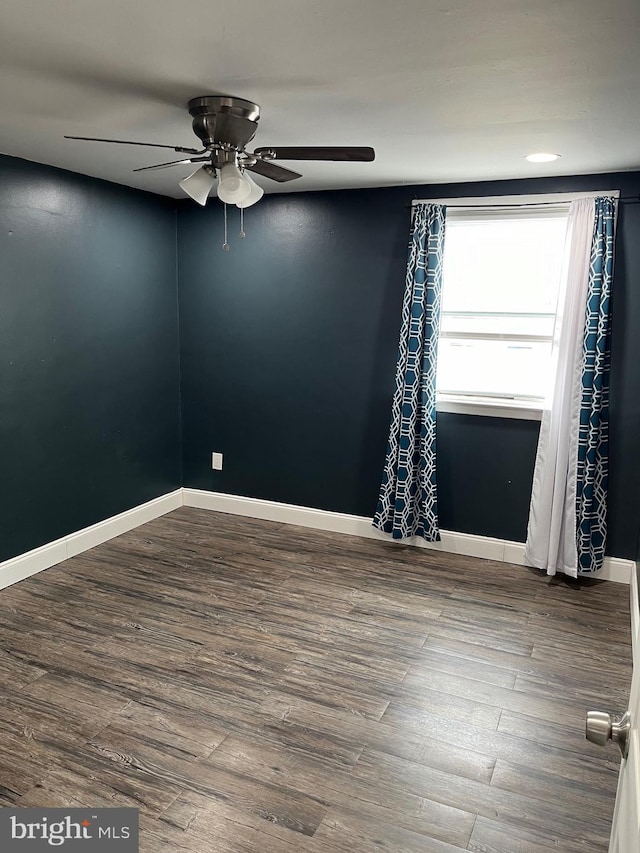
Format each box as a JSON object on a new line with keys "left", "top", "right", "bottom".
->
{"left": 0, "top": 507, "right": 632, "bottom": 851}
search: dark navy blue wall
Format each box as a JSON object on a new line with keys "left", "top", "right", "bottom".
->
{"left": 177, "top": 172, "right": 640, "bottom": 559}
{"left": 0, "top": 155, "right": 181, "bottom": 562}
{"left": 4, "top": 154, "right": 636, "bottom": 563}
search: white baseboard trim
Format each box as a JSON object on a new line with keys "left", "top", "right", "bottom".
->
{"left": 595, "top": 557, "right": 634, "bottom": 585}
{"left": 1, "top": 486, "right": 632, "bottom": 592}
{"left": 182, "top": 488, "right": 634, "bottom": 584}
{"left": 0, "top": 489, "right": 183, "bottom": 591}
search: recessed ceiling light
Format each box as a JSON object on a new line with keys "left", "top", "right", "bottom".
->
{"left": 525, "top": 152, "right": 561, "bottom": 163}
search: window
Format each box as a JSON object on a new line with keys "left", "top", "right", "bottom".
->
{"left": 436, "top": 203, "right": 570, "bottom": 419}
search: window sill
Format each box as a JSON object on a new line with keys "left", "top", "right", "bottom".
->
{"left": 436, "top": 396, "right": 543, "bottom": 421}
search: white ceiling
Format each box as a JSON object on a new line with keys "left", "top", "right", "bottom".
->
{"left": 1, "top": 0, "right": 639, "bottom": 198}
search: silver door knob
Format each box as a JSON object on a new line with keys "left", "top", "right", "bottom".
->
{"left": 586, "top": 710, "right": 631, "bottom": 759}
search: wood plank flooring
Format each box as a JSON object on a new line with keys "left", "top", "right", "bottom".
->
{"left": 0, "top": 507, "right": 632, "bottom": 851}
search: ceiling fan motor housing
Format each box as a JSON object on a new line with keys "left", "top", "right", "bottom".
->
{"left": 188, "top": 96, "right": 260, "bottom": 151}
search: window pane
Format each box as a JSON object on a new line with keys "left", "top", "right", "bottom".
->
{"left": 441, "top": 214, "right": 568, "bottom": 316}
{"left": 437, "top": 338, "right": 553, "bottom": 400}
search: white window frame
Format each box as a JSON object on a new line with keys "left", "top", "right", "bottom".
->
{"left": 411, "top": 190, "right": 621, "bottom": 420}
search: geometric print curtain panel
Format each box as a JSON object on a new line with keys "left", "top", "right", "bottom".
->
{"left": 373, "top": 203, "right": 446, "bottom": 541}
{"left": 575, "top": 197, "right": 616, "bottom": 574}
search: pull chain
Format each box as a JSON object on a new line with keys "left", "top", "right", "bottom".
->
{"left": 239, "top": 207, "right": 246, "bottom": 239}
{"left": 222, "top": 203, "right": 230, "bottom": 251}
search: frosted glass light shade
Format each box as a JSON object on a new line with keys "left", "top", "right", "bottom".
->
{"left": 236, "top": 172, "right": 264, "bottom": 208}
{"left": 217, "top": 164, "right": 251, "bottom": 204}
{"left": 179, "top": 166, "right": 216, "bottom": 206}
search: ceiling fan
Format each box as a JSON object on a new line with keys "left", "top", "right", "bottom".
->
{"left": 65, "top": 95, "right": 375, "bottom": 208}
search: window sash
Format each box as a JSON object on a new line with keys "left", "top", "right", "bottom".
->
{"left": 440, "top": 310, "right": 556, "bottom": 343}
{"left": 440, "top": 331, "right": 552, "bottom": 343}
{"left": 437, "top": 390, "right": 545, "bottom": 403}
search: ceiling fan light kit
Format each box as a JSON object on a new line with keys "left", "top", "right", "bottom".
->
{"left": 65, "top": 94, "right": 374, "bottom": 247}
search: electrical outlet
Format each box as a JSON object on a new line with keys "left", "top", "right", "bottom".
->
{"left": 211, "top": 452, "right": 223, "bottom": 471}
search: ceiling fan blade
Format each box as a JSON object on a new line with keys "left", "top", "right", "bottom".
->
{"left": 133, "top": 157, "right": 211, "bottom": 173}
{"left": 246, "top": 160, "right": 302, "bottom": 183}
{"left": 64, "top": 136, "right": 203, "bottom": 155}
{"left": 254, "top": 146, "right": 375, "bottom": 162}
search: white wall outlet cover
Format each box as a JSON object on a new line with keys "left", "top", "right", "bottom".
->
{"left": 211, "top": 452, "right": 223, "bottom": 470}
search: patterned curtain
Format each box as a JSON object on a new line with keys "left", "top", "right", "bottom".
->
{"left": 373, "top": 203, "right": 446, "bottom": 541}
{"left": 576, "top": 197, "right": 616, "bottom": 573}
{"left": 525, "top": 196, "right": 616, "bottom": 577}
